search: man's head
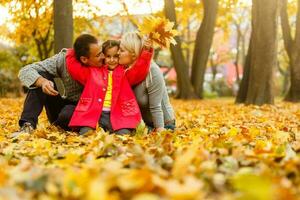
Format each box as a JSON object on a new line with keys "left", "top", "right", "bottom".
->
{"left": 73, "top": 34, "right": 104, "bottom": 67}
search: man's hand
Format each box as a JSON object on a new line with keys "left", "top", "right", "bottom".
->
{"left": 35, "top": 77, "right": 59, "bottom": 96}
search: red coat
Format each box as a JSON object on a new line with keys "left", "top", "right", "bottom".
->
{"left": 66, "top": 48, "right": 153, "bottom": 130}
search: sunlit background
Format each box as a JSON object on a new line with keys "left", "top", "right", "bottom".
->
{"left": 0, "top": 0, "right": 297, "bottom": 99}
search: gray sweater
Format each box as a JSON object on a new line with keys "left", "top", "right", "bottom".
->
{"left": 18, "top": 49, "right": 83, "bottom": 102}
{"left": 133, "top": 62, "right": 175, "bottom": 128}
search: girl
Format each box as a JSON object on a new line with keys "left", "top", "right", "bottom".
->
{"left": 66, "top": 39, "right": 153, "bottom": 135}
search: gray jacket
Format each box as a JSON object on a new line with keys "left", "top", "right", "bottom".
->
{"left": 18, "top": 49, "right": 83, "bottom": 102}
{"left": 133, "top": 61, "right": 175, "bottom": 128}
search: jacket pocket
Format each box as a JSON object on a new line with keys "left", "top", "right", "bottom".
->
{"left": 121, "top": 99, "right": 139, "bottom": 116}
{"left": 75, "top": 97, "right": 92, "bottom": 112}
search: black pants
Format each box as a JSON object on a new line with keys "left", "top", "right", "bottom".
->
{"left": 19, "top": 72, "right": 76, "bottom": 131}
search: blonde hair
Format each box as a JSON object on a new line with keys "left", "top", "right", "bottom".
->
{"left": 120, "top": 32, "right": 143, "bottom": 58}
{"left": 121, "top": 32, "right": 153, "bottom": 87}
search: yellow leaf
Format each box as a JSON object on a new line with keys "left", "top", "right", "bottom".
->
{"left": 131, "top": 193, "right": 160, "bottom": 200}
{"left": 138, "top": 16, "right": 178, "bottom": 48}
{"left": 117, "top": 169, "right": 153, "bottom": 192}
{"left": 165, "top": 176, "right": 204, "bottom": 200}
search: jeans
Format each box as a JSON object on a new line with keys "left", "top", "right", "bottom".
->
{"left": 99, "top": 111, "right": 132, "bottom": 134}
{"left": 147, "top": 119, "right": 176, "bottom": 132}
{"left": 19, "top": 71, "right": 76, "bottom": 130}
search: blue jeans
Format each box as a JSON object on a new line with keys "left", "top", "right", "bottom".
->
{"left": 99, "top": 111, "right": 132, "bottom": 134}
{"left": 79, "top": 111, "right": 132, "bottom": 135}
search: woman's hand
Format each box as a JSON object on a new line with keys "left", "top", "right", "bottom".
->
{"left": 154, "top": 127, "right": 165, "bottom": 132}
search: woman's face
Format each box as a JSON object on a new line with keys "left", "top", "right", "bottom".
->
{"left": 118, "top": 45, "right": 135, "bottom": 67}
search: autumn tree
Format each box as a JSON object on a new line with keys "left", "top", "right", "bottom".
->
{"left": 174, "top": 0, "right": 204, "bottom": 67}
{"left": 231, "top": 2, "right": 251, "bottom": 84}
{"left": 54, "top": 0, "right": 73, "bottom": 53}
{"left": 1, "top": 0, "right": 99, "bottom": 61}
{"left": 164, "top": 0, "right": 196, "bottom": 99}
{"left": 191, "top": 0, "right": 219, "bottom": 98}
{"left": 1, "top": 0, "right": 54, "bottom": 60}
{"left": 164, "top": 0, "right": 241, "bottom": 99}
{"left": 236, "top": 0, "right": 279, "bottom": 105}
{"left": 164, "top": 0, "right": 221, "bottom": 99}
{"left": 280, "top": 0, "right": 300, "bottom": 102}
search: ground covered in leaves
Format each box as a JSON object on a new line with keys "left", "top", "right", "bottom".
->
{"left": 0, "top": 98, "right": 300, "bottom": 200}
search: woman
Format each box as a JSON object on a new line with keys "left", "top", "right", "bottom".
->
{"left": 119, "top": 32, "right": 175, "bottom": 132}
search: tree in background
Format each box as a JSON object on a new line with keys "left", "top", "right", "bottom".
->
{"left": 231, "top": 1, "right": 251, "bottom": 84}
{"left": 164, "top": 0, "right": 240, "bottom": 99}
{"left": 191, "top": 0, "right": 219, "bottom": 98}
{"left": 1, "top": 0, "right": 99, "bottom": 61}
{"left": 1, "top": 0, "right": 54, "bottom": 60}
{"left": 236, "top": 0, "right": 279, "bottom": 105}
{"left": 54, "top": 0, "right": 73, "bottom": 53}
{"left": 164, "top": 0, "right": 196, "bottom": 99}
{"left": 280, "top": 0, "right": 300, "bottom": 102}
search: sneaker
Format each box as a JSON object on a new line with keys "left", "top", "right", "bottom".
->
{"left": 10, "top": 122, "right": 34, "bottom": 138}
{"left": 79, "top": 127, "right": 94, "bottom": 135}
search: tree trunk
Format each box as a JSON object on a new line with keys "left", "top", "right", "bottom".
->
{"left": 191, "top": 0, "right": 218, "bottom": 98}
{"left": 241, "top": 31, "right": 247, "bottom": 68}
{"left": 186, "top": 19, "right": 191, "bottom": 66}
{"left": 243, "top": 0, "right": 279, "bottom": 105}
{"left": 235, "top": 36, "right": 252, "bottom": 103}
{"left": 277, "top": 62, "right": 290, "bottom": 96}
{"left": 235, "top": 24, "right": 241, "bottom": 83}
{"left": 164, "top": 0, "right": 196, "bottom": 99}
{"left": 281, "top": 0, "right": 300, "bottom": 102}
{"left": 54, "top": 0, "right": 73, "bottom": 54}
{"left": 210, "top": 54, "right": 217, "bottom": 92}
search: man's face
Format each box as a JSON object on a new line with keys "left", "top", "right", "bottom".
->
{"left": 81, "top": 43, "right": 104, "bottom": 67}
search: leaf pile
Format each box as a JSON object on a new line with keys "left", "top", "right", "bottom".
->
{"left": 0, "top": 98, "right": 300, "bottom": 200}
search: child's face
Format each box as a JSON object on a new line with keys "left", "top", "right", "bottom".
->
{"left": 104, "top": 46, "right": 119, "bottom": 70}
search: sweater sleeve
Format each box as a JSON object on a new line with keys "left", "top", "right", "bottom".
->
{"left": 125, "top": 48, "right": 153, "bottom": 86}
{"left": 147, "top": 65, "right": 165, "bottom": 128}
{"left": 18, "top": 49, "right": 66, "bottom": 88}
{"left": 65, "top": 49, "right": 90, "bottom": 85}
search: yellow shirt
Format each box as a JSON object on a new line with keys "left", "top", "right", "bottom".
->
{"left": 103, "top": 71, "right": 113, "bottom": 110}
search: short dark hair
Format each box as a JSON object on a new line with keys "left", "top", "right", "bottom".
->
{"left": 73, "top": 34, "right": 98, "bottom": 61}
{"left": 102, "top": 40, "right": 120, "bottom": 55}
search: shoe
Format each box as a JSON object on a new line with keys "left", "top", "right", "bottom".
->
{"left": 79, "top": 127, "right": 94, "bottom": 135}
{"left": 10, "top": 122, "right": 34, "bottom": 138}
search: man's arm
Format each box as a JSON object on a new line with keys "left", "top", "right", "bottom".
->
{"left": 65, "top": 49, "right": 90, "bottom": 85}
{"left": 18, "top": 50, "right": 66, "bottom": 87}
{"left": 18, "top": 50, "right": 66, "bottom": 95}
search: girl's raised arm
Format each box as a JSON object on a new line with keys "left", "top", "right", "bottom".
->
{"left": 66, "top": 49, "right": 90, "bottom": 85}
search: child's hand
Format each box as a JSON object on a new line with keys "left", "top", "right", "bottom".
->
{"left": 143, "top": 37, "right": 153, "bottom": 50}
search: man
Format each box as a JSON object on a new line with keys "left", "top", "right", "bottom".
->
{"left": 13, "top": 34, "right": 103, "bottom": 136}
